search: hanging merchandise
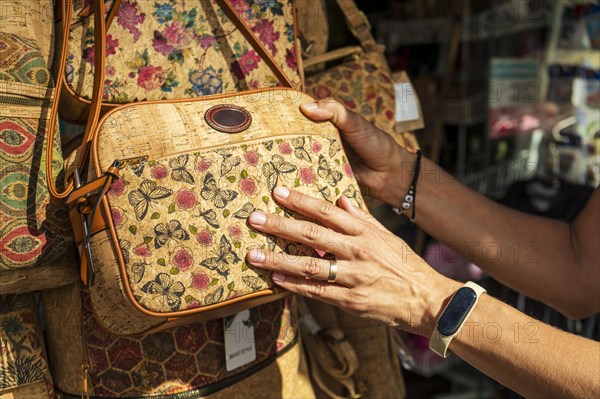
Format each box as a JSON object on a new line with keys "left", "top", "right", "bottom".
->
{"left": 0, "top": 0, "right": 78, "bottom": 294}
{"left": 60, "top": 0, "right": 303, "bottom": 123}
{"left": 52, "top": 0, "right": 365, "bottom": 337}
{"left": 0, "top": 294, "right": 55, "bottom": 398}
{"left": 43, "top": 283, "right": 313, "bottom": 398}
{"left": 303, "top": 0, "right": 424, "bottom": 153}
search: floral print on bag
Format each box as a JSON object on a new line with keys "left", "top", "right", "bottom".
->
{"left": 107, "top": 135, "right": 363, "bottom": 314}
{"left": 66, "top": 0, "right": 301, "bottom": 104}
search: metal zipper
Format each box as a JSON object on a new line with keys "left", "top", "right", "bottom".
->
{"left": 110, "top": 132, "right": 336, "bottom": 171}
{"left": 0, "top": 95, "right": 51, "bottom": 107}
{"left": 59, "top": 334, "right": 298, "bottom": 399}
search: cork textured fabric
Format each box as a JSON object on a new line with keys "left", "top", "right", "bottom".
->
{"left": 63, "top": 0, "right": 303, "bottom": 121}
{"left": 86, "top": 89, "right": 365, "bottom": 335}
{"left": 0, "top": 294, "right": 53, "bottom": 399}
{"left": 0, "top": 1, "right": 77, "bottom": 293}
{"left": 43, "top": 283, "right": 314, "bottom": 398}
{"left": 304, "top": 51, "right": 422, "bottom": 153}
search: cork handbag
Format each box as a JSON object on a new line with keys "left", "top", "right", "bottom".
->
{"left": 43, "top": 283, "right": 315, "bottom": 398}
{"left": 300, "top": 297, "right": 406, "bottom": 399}
{"left": 0, "top": 0, "right": 78, "bottom": 294}
{"left": 60, "top": 0, "right": 303, "bottom": 124}
{"left": 0, "top": 294, "right": 54, "bottom": 399}
{"left": 303, "top": 0, "right": 423, "bottom": 152}
{"left": 51, "top": 0, "right": 365, "bottom": 337}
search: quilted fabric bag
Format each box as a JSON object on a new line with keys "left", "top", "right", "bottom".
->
{"left": 60, "top": 0, "right": 303, "bottom": 123}
{"left": 303, "top": 0, "right": 423, "bottom": 152}
{"left": 43, "top": 283, "right": 314, "bottom": 398}
{"left": 54, "top": 0, "right": 365, "bottom": 336}
{"left": 0, "top": 0, "right": 78, "bottom": 294}
{"left": 0, "top": 294, "right": 54, "bottom": 398}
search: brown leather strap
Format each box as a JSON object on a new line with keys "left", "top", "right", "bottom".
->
{"left": 335, "top": 0, "right": 379, "bottom": 52}
{"left": 299, "top": 298, "right": 361, "bottom": 399}
{"left": 73, "top": 0, "right": 108, "bottom": 178}
{"left": 76, "top": 0, "right": 122, "bottom": 31}
{"left": 217, "top": 0, "right": 296, "bottom": 88}
{"left": 303, "top": 46, "right": 363, "bottom": 69}
{"left": 47, "top": 0, "right": 75, "bottom": 204}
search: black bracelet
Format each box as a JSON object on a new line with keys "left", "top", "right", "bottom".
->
{"left": 392, "top": 150, "right": 422, "bottom": 223}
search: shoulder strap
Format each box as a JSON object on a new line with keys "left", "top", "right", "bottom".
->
{"left": 335, "top": 0, "right": 380, "bottom": 52}
{"left": 217, "top": 0, "right": 296, "bottom": 88}
{"left": 47, "top": 0, "right": 75, "bottom": 203}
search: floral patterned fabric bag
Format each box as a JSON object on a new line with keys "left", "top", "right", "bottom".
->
{"left": 60, "top": 0, "right": 303, "bottom": 123}
{"left": 52, "top": 0, "right": 365, "bottom": 336}
{"left": 0, "top": 294, "right": 54, "bottom": 398}
{"left": 0, "top": 0, "right": 78, "bottom": 294}
{"left": 303, "top": 0, "right": 423, "bottom": 152}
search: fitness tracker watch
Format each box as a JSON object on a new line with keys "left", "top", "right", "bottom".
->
{"left": 429, "top": 281, "right": 486, "bottom": 358}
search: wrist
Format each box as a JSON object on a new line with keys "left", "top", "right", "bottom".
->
{"left": 381, "top": 146, "right": 418, "bottom": 208}
{"left": 422, "top": 276, "right": 462, "bottom": 339}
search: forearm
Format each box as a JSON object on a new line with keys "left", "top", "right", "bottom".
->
{"left": 428, "top": 280, "right": 600, "bottom": 398}
{"left": 385, "top": 149, "right": 599, "bottom": 318}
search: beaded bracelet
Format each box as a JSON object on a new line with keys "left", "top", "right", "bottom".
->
{"left": 392, "top": 149, "right": 422, "bottom": 223}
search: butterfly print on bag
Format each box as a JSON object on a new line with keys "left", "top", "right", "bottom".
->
{"left": 153, "top": 220, "right": 190, "bottom": 249}
{"left": 218, "top": 152, "right": 241, "bottom": 176}
{"left": 200, "top": 235, "right": 240, "bottom": 278}
{"left": 169, "top": 154, "right": 195, "bottom": 184}
{"left": 292, "top": 137, "right": 311, "bottom": 162}
{"left": 262, "top": 154, "right": 297, "bottom": 191}
{"left": 128, "top": 180, "right": 173, "bottom": 220}
{"left": 201, "top": 173, "right": 238, "bottom": 209}
{"left": 317, "top": 154, "right": 343, "bottom": 187}
{"left": 141, "top": 273, "right": 185, "bottom": 311}
{"left": 199, "top": 208, "right": 220, "bottom": 229}
{"left": 233, "top": 202, "right": 256, "bottom": 219}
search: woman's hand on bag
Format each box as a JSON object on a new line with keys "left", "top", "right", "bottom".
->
{"left": 245, "top": 187, "right": 459, "bottom": 335}
{"left": 300, "top": 100, "right": 412, "bottom": 207}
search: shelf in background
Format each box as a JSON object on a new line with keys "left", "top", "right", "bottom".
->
{"left": 377, "top": 0, "right": 554, "bottom": 48}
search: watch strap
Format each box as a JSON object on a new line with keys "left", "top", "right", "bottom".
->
{"left": 429, "top": 281, "right": 486, "bottom": 358}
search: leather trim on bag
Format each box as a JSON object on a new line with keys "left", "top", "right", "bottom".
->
{"left": 204, "top": 104, "right": 252, "bottom": 133}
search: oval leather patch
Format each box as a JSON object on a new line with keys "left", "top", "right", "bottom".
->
{"left": 204, "top": 104, "right": 252, "bottom": 133}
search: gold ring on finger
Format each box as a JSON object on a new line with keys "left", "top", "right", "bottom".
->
{"left": 327, "top": 260, "right": 338, "bottom": 283}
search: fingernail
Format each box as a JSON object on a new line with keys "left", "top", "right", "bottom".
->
{"left": 249, "top": 211, "right": 266, "bottom": 225}
{"left": 273, "top": 186, "right": 290, "bottom": 199}
{"left": 248, "top": 249, "right": 265, "bottom": 263}
{"left": 303, "top": 102, "right": 318, "bottom": 110}
{"left": 272, "top": 272, "right": 285, "bottom": 283}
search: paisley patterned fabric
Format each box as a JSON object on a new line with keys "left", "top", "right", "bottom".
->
{"left": 0, "top": 294, "right": 53, "bottom": 398}
{"left": 0, "top": 30, "right": 73, "bottom": 277}
{"left": 79, "top": 292, "right": 297, "bottom": 397}
{"left": 108, "top": 135, "right": 362, "bottom": 314}
{"left": 65, "top": 0, "right": 302, "bottom": 109}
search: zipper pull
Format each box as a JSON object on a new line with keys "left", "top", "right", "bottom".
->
{"left": 81, "top": 363, "right": 91, "bottom": 399}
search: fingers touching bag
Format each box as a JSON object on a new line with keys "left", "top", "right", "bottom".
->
{"left": 53, "top": 0, "right": 365, "bottom": 336}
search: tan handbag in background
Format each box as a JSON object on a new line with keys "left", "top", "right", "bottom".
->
{"left": 300, "top": 297, "right": 406, "bottom": 399}
{"left": 303, "top": 0, "right": 424, "bottom": 152}
{"left": 49, "top": 0, "right": 366, "bottom": 336}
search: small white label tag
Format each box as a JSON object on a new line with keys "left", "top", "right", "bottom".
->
{"left": 395, "top": 82, "right": 420, "bottom": 122}
{"left": 224, "top": 310, "right": 256, "bottom": 372}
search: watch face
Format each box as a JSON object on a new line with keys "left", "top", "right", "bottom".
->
{"left": 437, "top": 287, "right": 477, "bottom": 336}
